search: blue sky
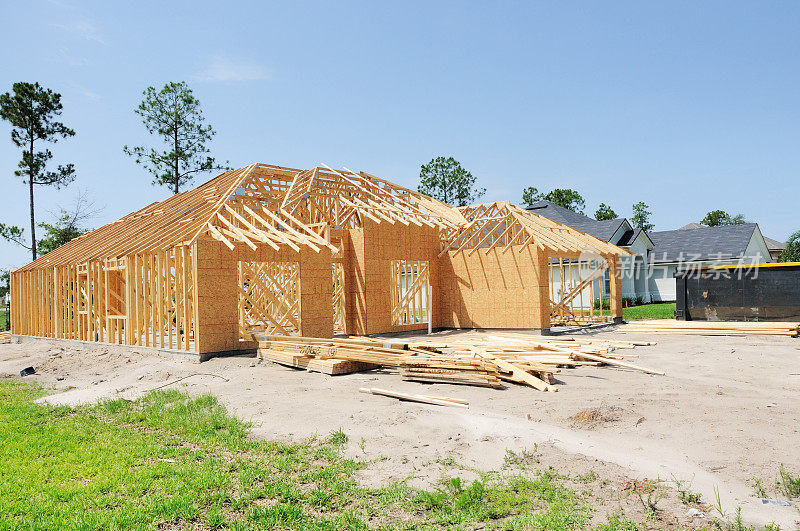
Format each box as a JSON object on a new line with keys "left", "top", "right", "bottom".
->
{"left": 1, "top": 1, "right": 798, "bottom": 270}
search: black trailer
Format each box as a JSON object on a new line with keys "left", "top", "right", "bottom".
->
{"left": 674, "top": 262, "right": 800, "bottom": 321}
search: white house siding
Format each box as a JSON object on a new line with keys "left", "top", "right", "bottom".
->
{"left": 648, "top": 264, "right": 678, "bottom": 301}
{"left": 743, "top": 228, "right": 770, "bottom": 264}
{"left": 620, "top": 234, "right": 653, "bottom": 302}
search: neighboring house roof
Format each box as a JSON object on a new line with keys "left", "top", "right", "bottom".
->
{"left": 678, "top": 222, "right": 705, "bottom": 230}
{"left": 764, "top": 236, "right": 786, "bottom": 252}
{"left": 681, "top": 224, "right": 785, "bottom": 252}
{"left": 648, "top": 223, "right": 759, "bottom": 263}
{"left": 525, "top": 201, "right": 628, "bottom": 242}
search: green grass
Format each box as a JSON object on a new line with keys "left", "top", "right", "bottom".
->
{"left": 623, "top": 303, "right": 676, "bottom": 321}
{"left": 0, "top": 380, "right": 619, "bottom": 529}
{"left": 415, "top": 472, "right": 593, "bottom": 529}
{"left": 0, "top": 309, "right": 7, "bottom": 331}
{"left": 776, "top": 464, "right": 800, "bottom": 499}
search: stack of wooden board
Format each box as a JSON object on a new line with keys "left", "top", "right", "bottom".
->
{"left": 256, "top": 332, "right": 661, "bottom": 392}
{"left": 620, "top": 320, "right": 800, "bottom": 336}
{"left": 0, "top": 331, "right": 10, "bottom": 341}
{"left": 398, "top": 355, "right": 505, "bottom": 388}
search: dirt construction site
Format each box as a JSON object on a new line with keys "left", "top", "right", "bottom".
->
{"left": 3, "top": 328, "right": 799, "bottom": 529}
{"left": 5, "top": 164, "right": 800, "bottom": 528}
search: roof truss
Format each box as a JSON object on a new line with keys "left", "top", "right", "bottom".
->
{"left": 17, "top": 164, "right": 629, "bottom": 272}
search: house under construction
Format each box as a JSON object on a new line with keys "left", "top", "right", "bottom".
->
{"left": 10, "top": 163, "right": 631, "bottom": 356}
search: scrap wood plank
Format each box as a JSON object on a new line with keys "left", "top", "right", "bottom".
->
{"left": 519, "top": 341, "right": 665, "bottom": 376}
{"left": 359, "top": 387, "right": 469, "bottom": 408}
{"left": 259, "top": 349, "right": 378, "bottom": 375}
{"left": 620, "top": 320, "right": 799, "bottom": 336}
{"left": 567, "top": 351, "right": 665, "bottom": 375}
{"left": 401, "top": 373, "right": 504, "bottom": 388}
{"left": 261, "top": 334, "right": 409, "bottom": 350}
{"left": 472, "top": 349, "right": 557, "bottom": 392}
{"left": 481, "top": 338, "right": 663, "bottom": 375}
{"left": 259, "top": 340, "right": 407, "bottom": 366}
{"left": 621, "top": 320, "right": 799, "bottom": 335}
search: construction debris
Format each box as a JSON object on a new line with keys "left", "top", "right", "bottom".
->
{"left": 620, "top": 320, "right": 800, "bottom": 337}
{"left": 359, "top": 387, "right": 468, "bottom": 408}
{"left": 256, "top": 332, "right": 661, "bottom": 392}
{"left": 0, "top": 331, "right": 11, "bottom": 341}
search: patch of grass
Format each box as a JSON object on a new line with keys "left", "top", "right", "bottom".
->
{"left": 0, "top": 382, "right": 382, "bottom": 528}
{"left": 575, "top": 470, "right": 598, "bottom": 484}
{"left": 327, "top": 427, "right": 348, "bottom": 446}
{"left": 712, "top": 507, "right": 758, "bottom": 531}
{"left": 435, "top": 455, "right": 458, "bottom": 467}
{"left": 776, "top": 464, "right": 800, "bottom": 499}
{"left": 596, "top": 509, "right": 642, "bottom": 531}
{"left": 637, "top": 488, "right": 666, "bottom": 520}
{"left": 672, "top": 476, "right": 702, "bottom": 504}
{"left": 0, "top": 308, "right": 8, "bottom": 331}
{"left": 503, "top": 446, "right": 539, "bottom": 469}
{"left": 416, "top": 468, "right": 593, "bottom": 528}
{"left": 623, "top": 302, "right": 676, "bottom": 321}
{"left": 750, "top": 477, "right": 767, "bottom": 498}
{"left": 0, "top": 380, "right": 621, "bottom": 529}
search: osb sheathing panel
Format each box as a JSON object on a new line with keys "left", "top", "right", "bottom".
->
{"left": 194, "top": 239, "right": 239, "bottom": 353}
{"left": 437, "top": 245, "right": 551, "bottom": 329}
{"left": 344, "top": 220, "right": 440, "bottom": 335}
{"left": 298, "top": 247, "right": 334, "bottom": 338}
{"left": 193, "top": 238, "right": 334, "bottom": 351}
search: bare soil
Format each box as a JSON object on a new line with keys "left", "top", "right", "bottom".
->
{"left": 2, "top": 328, "right": 799, "bottom": 529}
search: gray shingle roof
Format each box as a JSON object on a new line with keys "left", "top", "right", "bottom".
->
{"left": 525, "top": 201, "right": 627, "bottom": 242}
{"left": 764, "top": 236, "right": 786, "bottom": 251}
{"left": 648, "top": 224, "right": 758, "bottom": 263}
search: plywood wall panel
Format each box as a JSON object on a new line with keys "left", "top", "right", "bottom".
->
{"left": 438, "top": 246, "right": 551, "bottom": 329}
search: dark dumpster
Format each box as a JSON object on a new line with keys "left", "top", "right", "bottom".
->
{"left": 675, "top": 262, "right": 800, "bottom": 321}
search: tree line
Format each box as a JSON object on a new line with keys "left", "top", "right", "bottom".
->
{"left": 416, "top": 158, "right": 799, "bottom": 261}
{"left": 2, "top": 81, "right": 798, "bottom": 264}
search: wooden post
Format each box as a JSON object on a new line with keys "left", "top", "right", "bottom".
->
{"left": 607, "top": 255, "right": 624, "bottom": 322}
{"left": 427, "top": 284, "right": 432, "bottom": 334}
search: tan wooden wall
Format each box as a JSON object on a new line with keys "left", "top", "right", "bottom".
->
{"left": 437, "top": 246, "right": 552, "bottom": 329}
{"left": 10, "top": 232, "right": 625, "bottom": 354}
{"left": 10, "top": 248, "right": 196, "bottom": 350}
{"left": 193, "top": 238, "right": 333, "bottom": 353}
{"left": 343, "top": 219, "right": 441, "bottom": 335}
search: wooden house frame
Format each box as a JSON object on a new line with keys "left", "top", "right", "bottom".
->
{"left": 10, "top": 163, "right": 631, "bottom": 355}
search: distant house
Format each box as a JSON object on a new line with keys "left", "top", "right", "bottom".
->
{"left": 526, "top": 201, "right": 654, "bottom": 300}
{"left": 764, "top": 236, "right": 786, "bottom": 261}
{"left": 647, "top": 223, "right": 771, "bottom": 301}
{"left": 526, "top": 201, "right": 773, "bottom": 302}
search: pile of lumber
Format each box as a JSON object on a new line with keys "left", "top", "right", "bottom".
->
{"left": 0, "top": 331, "right": 11, "bottom": 341}
{"left": 399, "top": 355, "right": 505, "bottom": 388}
{"left": 620, "top": 320, "right": 800, "bottom": 337}
{"left": 256, "top": 332, "right": 662, "bottom": 393}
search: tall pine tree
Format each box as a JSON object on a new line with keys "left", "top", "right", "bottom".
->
{"left": 0, "top": 82, "right": 76, "bottom": 260}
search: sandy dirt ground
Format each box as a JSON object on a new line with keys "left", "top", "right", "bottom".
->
{"left": 1, "top": 329, "right": 799, "bottom": 529}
